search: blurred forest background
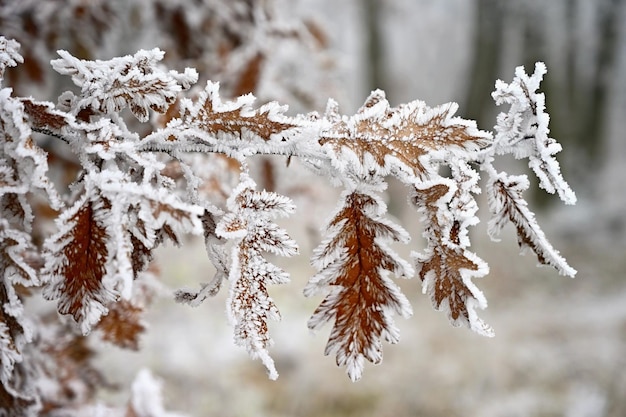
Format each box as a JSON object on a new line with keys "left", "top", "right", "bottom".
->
{"left": 1, "top": 0, "right": 625, "bottom": 416}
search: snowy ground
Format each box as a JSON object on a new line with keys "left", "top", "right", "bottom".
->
{"left": 94, "top": 195, "right": 626, "bottom": 417}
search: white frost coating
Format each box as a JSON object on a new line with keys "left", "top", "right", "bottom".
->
{"left": 40, "top": 159, "right": 207, "bottom": 334}
{"left": 93, "top": 169, "right": 204, "bottom": 302}
{"left": 487, "top": 172, "right": 577, "bottom": 277}
{"left": 491, "top": 62, "right": 576, "bottom": 205}
{"left": 217, "top": 170, "right": 298, "bottom": 379}
{"left": 0, "top": 89, "right": 63, "bottom": 211}
{"left": 0, "top": 35, "right": 581, "bottom": 387}
{"left": 412, "top": 173, "right": 495, "bottom": 336}
{"left": 465, "top": 297, "right": 495, "bottom": 337}
{"left": 304, "top": 247, "right": 349, "bottom": 297}
{"left": 0, "top": 226, "right": 39, "bottom": 287}
{"left": 0, "top": 36, "right": 23, "bottom": 79}
{"left": 305, "top": 183, "right": 414, "bottom": 380}
{"left": 130, "top": 369, "right": 188, "bottom": 417}
{"left": 418, "top": 259, "right": 493, "bottom": 337}
{"left": 0, "top": 223, "right": 39, "bottom": 376}
{"left": 103, "top": 193, "right": 135, "bottom": 301}
{"left": 41, "top": 193, "right": 117, "bottom": 335}
{"left": 345, "top": 354, "right": 365, "bottom": 382}
{"left": 320, "top": 89, "right": 491, "bottom": 186}
{"left": 0, "top": 322, "right": 21, "bottom": 384}
{"left": 142, "top": 79, "right": 328, "bottom": 162}
{"left": 51, "top": 48, "right": 197, "bottom": 122}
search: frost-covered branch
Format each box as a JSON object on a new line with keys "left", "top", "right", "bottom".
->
{"left": 0, "top": 35, "right": 579, "bottom": 416}
{"left": 482, "top": 62, "right": 576, "bottom": 277}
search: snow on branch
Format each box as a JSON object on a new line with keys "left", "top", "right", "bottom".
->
{"left": 0, "top": 37, "right": 579, "bottom": 397}
{"left": 142, "top": 81, "right": 322, "bottom": 160}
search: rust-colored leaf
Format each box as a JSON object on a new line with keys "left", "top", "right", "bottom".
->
{"left": 98, "top": 299, "right": 145, "bottom": 350}
{"left": 182, "top": 83, "right": 299, "bottom": 142}
{"left": 306, "top": 191, "right": 412, "bottom": 380}
{"left": 320, "top": 92, "right": 491, "bottom": 179}
{"left": 43, "top": 197, "right": 117, "bottom": 332}
{"left": 130, "top": 232, "right": 153, "bottom": 278}
{"left": 21, "top": 98, "right": 69, "bottom": 131}
{"left": 0, "top": 284, "right": 22, "bottom": 358}
{"left": 59, "top": 202, "right": 107, "bottom": 321}
{"left": 413, "top": 183, "right": 493, "bottom": 336}
{"left": 488, "top": 176, "right": 576, "bottom": 276}
{"left": 418, "top": 247, "right": 478, "bottom": 322}
{"left": 0, "top": 193, "right": 27, "bottom": 231}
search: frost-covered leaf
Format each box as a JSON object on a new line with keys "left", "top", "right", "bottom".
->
{"left": 488, "top": 172, "right": 576, "bottom": 277}
{"left": 20, "top": 97, "right": 72, "bottom": 135}
{"left": 0, "top": 36, "right": 23, "bottom": 81}
{"left": 216, "top": 173, "right": 298, "bottom": 379}
{"left": 0, "top": 226, "right": 38, "bottom": 288}
{"left": 412, "top": 181, "right": 493, "bottom": 337}
{"left": 37, "top": 328, "right": 103, "bottom": 411}
{"left": 491, "top": 62, "right": 576, "bottom": 204}
{"left": 41, "top": 164, "right": 205, "bottom": 334}
{"left": 42, "top": 193, "right": 118, "bottom": 335}
{"left": 127, "top": 369, "right": 188, "bottom": 417}
{"left": 320, "top": 90, "right": 491, "bottom": 182}
{"left": 0, "top": 90, "right": 61, "bottom": 212}
{"left": 183, "top": 81, "right": 298, "bottom": 141}
{"left": 0, "top": 264, "right": 31, "bottom": 399}
{"left": 96, "top": 267, "right": 160, "bottom": 352}
{"left": 477, "top": 62, "right": 577, "bottom": 278}
{"left": 142, "top": 81, "right": 310, "bottom": 158}
{"left": 97, "top": 299, "right": 145, "bottom": 351}
{"left": 0, "top": 224, "right": 40, "bottom": 410}
{"left": 127, "top": 185, "right": 205, "bottom": 251}
{"left": 51, "top": 49, "right": 198, "bottom": 122}
{"left": 304, "top": 186, "right": 413, "bottom": 381}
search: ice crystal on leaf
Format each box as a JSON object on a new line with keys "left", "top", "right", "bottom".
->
{"left": 0, "top": 223, "right": 40, "bottom": 414}
{"left": 304, "top": 184, "right": 413, "bottom": 381}
{"left": 41, "top": 192, "right": 118, "bottom": 335}
{"left": 51, "top": 48, "right": 198, "bottom": 122}
{"left": 216, "top": 171, "right": 298, "bottom": 379}
{"left": 142, "top": 81, "right": 310, "bottom": 159}
{"left": 483, "top": 62, "right": 576, "bottom": 277}
{"left": 0, "top": 37, "right": 22, "bottom": 81}
{"left": 97, "top": 299, "right": 145, "bottom": 351}
{"left": 0, "top": 34, "right": 579, "bottom": 408}
{"left": 41, "top": 171, "right": 204, "bottom": 334}
{"left": 411, "top": 178, "right": 493, "bottom": 337}
{"left": 490, "top": 62, "right": 576, "bottom": 205}
{"left": 320, "top": 90, "right": 491, "bottom": 182}
{"left": 0, "top": 93, "right": 61, "bottom": 215}
{"left": 487, "top": 173, "right": 576, "bottom": 276}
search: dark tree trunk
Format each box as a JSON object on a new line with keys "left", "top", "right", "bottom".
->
{"left": 462, "top": 0, "right": 506, "bottom": 127}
